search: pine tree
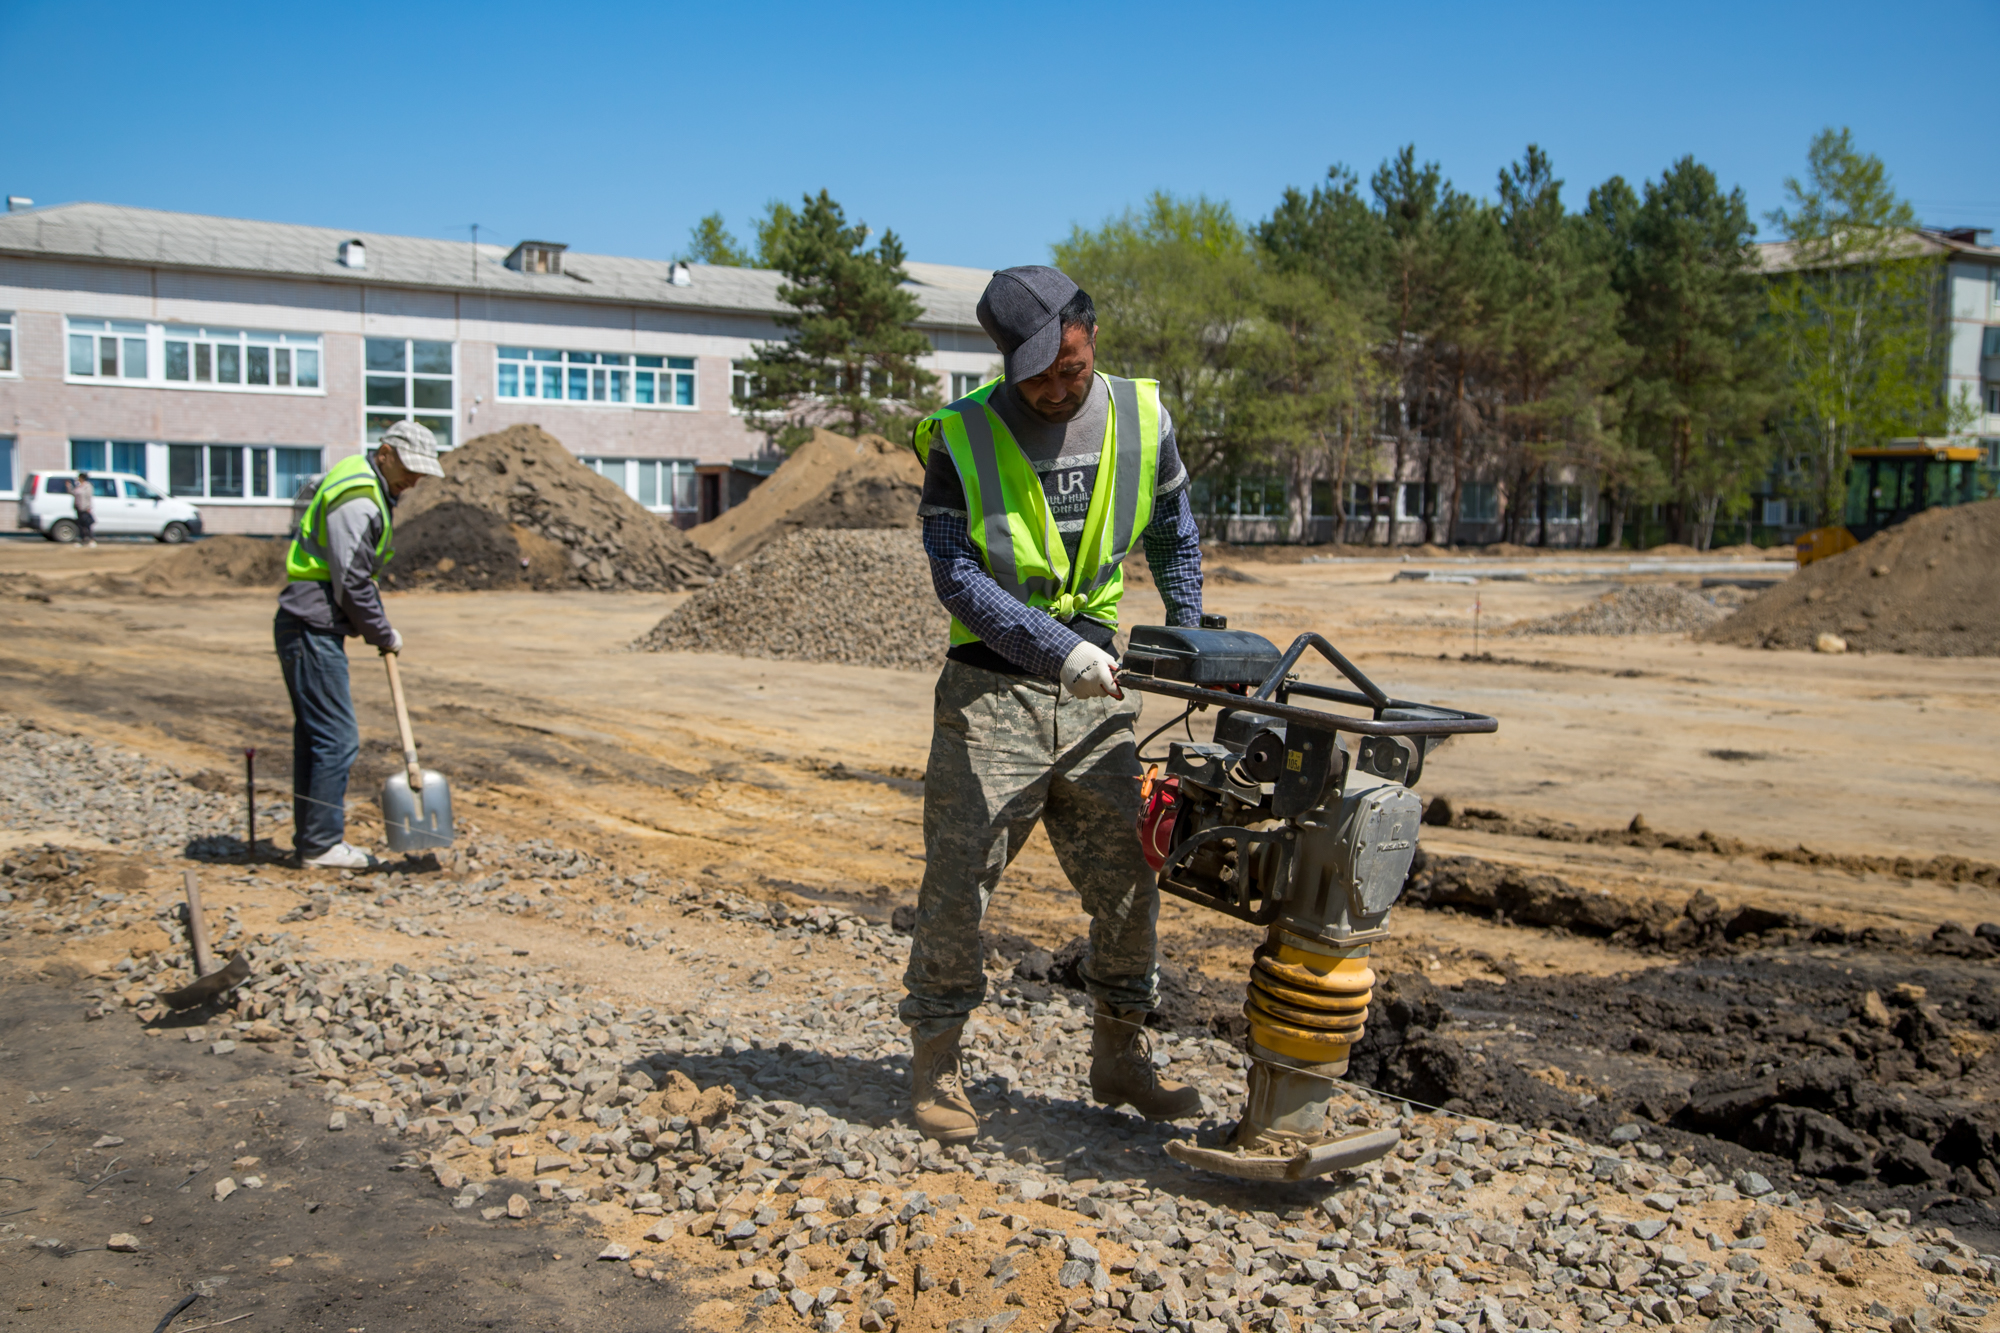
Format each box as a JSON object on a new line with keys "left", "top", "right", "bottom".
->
{"left": 737, "top": 191, "right": 939, "bottom": 448}
{"left": 684, "top": 213, "right": 751, "bottom": 267}
{"left": 1604, "top": 157, "right": 1777, "bottom": 546}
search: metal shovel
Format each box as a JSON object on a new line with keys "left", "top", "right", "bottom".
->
{"left": 380, "top": 652, "right": 454, "bottom": 853}
{"left": 160, "top": 869, "right": 251, "bottom": 1010}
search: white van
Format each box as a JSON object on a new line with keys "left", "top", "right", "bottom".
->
{"left": 17, "top": 471, "right": 205, "bottom": 543}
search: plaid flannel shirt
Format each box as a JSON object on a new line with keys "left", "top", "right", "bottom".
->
{"left": 921, "top": 485, "right": 1203, "bottom": 681}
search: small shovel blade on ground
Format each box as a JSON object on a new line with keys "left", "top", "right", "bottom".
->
{"left": 160, "top": 869, "right": 252, "bottom": 1010}
{"left": 380, "top": 652, "right": 455, "bottom": 854}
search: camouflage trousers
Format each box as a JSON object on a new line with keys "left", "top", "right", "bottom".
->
{"left": 899, "top": 659, "right": 1160, "bottom": 1043}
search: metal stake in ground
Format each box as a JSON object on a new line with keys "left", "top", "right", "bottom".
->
{"left": 159, "top": 869, "right": 250, "bottom": 1010}
{"left": 244, "top": 747, "right": 256, "bottom": 860}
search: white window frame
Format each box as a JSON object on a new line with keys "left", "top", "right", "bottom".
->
{"left": 496, "top": 347, "right": 696, "bottom": 410}
{"left": 164, "top": 442, "right": 325, "bottom": 505}
{"left": 0, "top": 311, "right": 16, "bottom": 379}
{"left": 580, "top": 456, "right": 699, "bottom": 514}
{"left": 365, "top": 337, "right": 457, "bottom": 451}
{"left": 0, "top": 434, "right": 16, "bottom": 498}
{"left": 64, "top": 318, "right": 324, "bottom": 395}
{"left": 1987, "top": 383, "right": 2000, "bottom": 417}
{"left": 1544, "top": 483, "right": 1582, "bottom": 523}
{"left": 949, "top": 371, "right": 990, "bottom": 400}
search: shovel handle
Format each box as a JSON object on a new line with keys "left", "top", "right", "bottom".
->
{"left": 383, "top": 652, "right": 425, "bottom": 819}
{"left": 182, "top": 870, "right": 214, "bottom": 979}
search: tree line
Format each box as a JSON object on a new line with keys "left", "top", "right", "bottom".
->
{"left": 689, "top": 130, "right": 1971, "bottom": 546}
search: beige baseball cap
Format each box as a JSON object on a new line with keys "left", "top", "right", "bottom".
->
{"left": 378, "top": 420, "right": 444, "bottom": 477}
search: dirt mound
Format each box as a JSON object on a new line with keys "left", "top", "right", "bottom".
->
{"left": 635, "top": 528, "right": 944, "bottom": 672}
{"left": 386, "top": 425, "right": 718, "bottom": 592}
{"left": 686, "top": 430, "right": 921, "bottom": 568}
{"left": 1702, "top": 500, "right": 2000, "bottom": 655}
{"left": 1510, "top": 584, "right": 1728, "bottom": 636}
{"left": 128, "top": 535, "right": 288, "bottom": 591}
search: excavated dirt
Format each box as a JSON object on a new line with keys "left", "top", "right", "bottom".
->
{"left": 685, "top": 430, "right": 922, "bottom": 569}
{"left": 635, "top": 529, "right": 944, "bottom": 671}
{"left": 1703, "top": 500, "right": 2000, "bottom": 655}
{"left": 1426, "top": 799, "right": 2000, "bottom": 890}
{"left": 130, "top": 535, "right": 290, "bottom": 590}
{"left": 387, "top": 425, "right": 718, "bottom": 592}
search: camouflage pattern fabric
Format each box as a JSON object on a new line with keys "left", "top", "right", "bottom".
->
{"left": 899, "top": 660, "right": 1160, "bottom": 1042}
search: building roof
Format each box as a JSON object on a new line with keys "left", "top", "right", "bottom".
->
{"left": 1756, "top": 226, "right": 2000, "bottom": 273}
{"left": 0, "top": 202, "right": 992, "bottom": 331}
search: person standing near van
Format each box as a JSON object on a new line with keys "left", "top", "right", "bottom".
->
{"left": 274, "top": 423, "right": 441, "bottom": 869}
{"left": 71, "top": 472, "right": 97, "bottom": 548}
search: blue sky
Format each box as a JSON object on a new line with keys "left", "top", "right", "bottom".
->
{"left": 3, "top": 1, "right": 1994, "bottom": 271}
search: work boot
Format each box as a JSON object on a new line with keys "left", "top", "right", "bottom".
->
{"left": 909, "top": 1025, "right": 979, "bottom": 1144}
{"left": 1090, "top": 1000, "right": 1202, "bottom": 1121}
{"left": 301, "top": 842, "right": 378, "bottom": 870}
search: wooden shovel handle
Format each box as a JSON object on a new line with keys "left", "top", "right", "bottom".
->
{"left": 382, "top": 651, "right": 423, "bottom": 796}
{"left": 182, "top": 869, "right": 214, "bottom": 978}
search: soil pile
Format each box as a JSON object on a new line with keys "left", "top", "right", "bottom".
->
{"left": 100, "top": 534, "right": 290, "bottom": 594}
{"left": 685, "top": 430, "right": 922, "bottom": 568}
{"left": 386, "top": 425, "right": 718, "bottom": 592}
{"left": 1702, "top": 499, "right": 2000, "bottom": 655}
{"left": 635, "top": 528, "right": 944, "bottom": 671}
{"left": 1510, "top": 584, "right": 1728, "bottom": 636}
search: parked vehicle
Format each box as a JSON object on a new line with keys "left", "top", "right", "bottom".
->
{"left": 17, "top": 471, "right": 204, "bottom": 543}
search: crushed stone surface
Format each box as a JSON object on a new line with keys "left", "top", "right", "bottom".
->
{"left": 1703, "top": 500, "right": 2000, "bottom": 656}
{"left": 635, "top": 528, "right": 945, "bottom": 671}
{"left": 1510, "top": 586, "right": 1730, "bottom": 637}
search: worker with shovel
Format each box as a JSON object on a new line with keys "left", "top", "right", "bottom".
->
{"left": 275, "top": 422, "right": 441, "bottom": 870}
{"left": 902, "top": 266, "right": 1206, "bottom": 1143}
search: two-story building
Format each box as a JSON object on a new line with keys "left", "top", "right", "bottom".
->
{"left": 0, "top": 202, "right": 1000, "bottom": 533}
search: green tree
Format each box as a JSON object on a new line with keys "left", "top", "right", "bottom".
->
{"left": 683, "top": 212, "right": 752, "bottom": 267}
{"left": 1490, "top": 146, "right": 1627, "bottom": 546}
{"left": 1766, "top": 127, "right": 1960, "bottom": 525}
{"left": 1598, "top": 156, "right": 1776, "bottom": 546}
{"left": 1053, "top": 193, "right": 1263, "bottom": 480}
{"left": 1579, "top": 175, "right": 1666, "bottom": 547}
{"left": 737, "top": 191, "right": 940, "bottom": 448}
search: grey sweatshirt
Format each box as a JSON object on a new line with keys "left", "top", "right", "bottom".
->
{"left": 275, "top": 462, "right": 397, "bottom": 648}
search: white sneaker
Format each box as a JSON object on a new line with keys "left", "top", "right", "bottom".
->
{"left": 302, "top": 842, "right": 378, "bottom": 870}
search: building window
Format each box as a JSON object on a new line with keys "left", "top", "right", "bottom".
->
{"left": 1544, "top": 484, "right": 1581, "bottom": 522}
{"left": 0, "top": 311, "right": 13, "bottom": 376}
{"left": 69, "top": 440, "right": 148, "bottom": 476}
{"left": 1343, "top": 481, "right": 1400, "bottom": 520}
{"left": 166, "top": 444, "right": 322, "bottom": 501}
{"left": 0, "top": 436, "right": 13, "bottom": 494}
{"left": 1458, "top": 482, "right": 1499, "bottom": 522}
{"left": 581, "top": 457, "right": 698, "bottom": 513}
{"left": 497, "top": 348, "right": 694, "bottom": 409}
{"left": 1987, "top": 383, "right": 2000, "bottom": 415}
{"left": 67, "top": 319, "right": 321, "bottom": 393}
{"left": 731, "top": 360, "right": 756, "bottom": 414}
{"left": 1985, "top": 327, "right": 2000, "bottom": 358}
{"left": 365, "top": 338, "right": 455, "bottom": 450}
{"left": 950, "top": 371, "right": 990, "bottom": 400}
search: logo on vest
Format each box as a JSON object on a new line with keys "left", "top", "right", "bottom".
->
{"left": 1058, "top": 470, "right": 1088, "bottom": 496}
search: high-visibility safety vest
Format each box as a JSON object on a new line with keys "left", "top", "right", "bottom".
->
{"left": 912, "top": 372, "right": 1162, "bottom": 647}
{"left": 285, "top": 453, "right": 394, "bottom": 583}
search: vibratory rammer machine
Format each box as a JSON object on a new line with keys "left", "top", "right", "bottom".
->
{"left": 1117, "top": 620, "right": 1498, "bottom": 1183}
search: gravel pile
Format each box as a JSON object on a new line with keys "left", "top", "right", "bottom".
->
{"left": 635, "top": 529, "right": 945, "bottom": 671}
{"left": 1510, "top": 586, "right": 1729, "bottom": 637}
{"left": 28, "top": 873, "right": 1978, "bottom": 1333}
{"left": 388, "top": 425, "right": 719, "bottom": 593}
{"left": 0, "top": 716, "right": 284, "bottom": 852}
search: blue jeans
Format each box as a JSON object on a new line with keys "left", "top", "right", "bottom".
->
{"left": 274, "top": 611, "right": 358, "bottom": 857}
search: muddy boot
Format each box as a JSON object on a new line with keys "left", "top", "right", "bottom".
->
{"left": 1090, "top": 1001, "right": 1202, "bottom": 1121}
{"left": 909, "top": 1025, "right": 979, "bottom": 1144}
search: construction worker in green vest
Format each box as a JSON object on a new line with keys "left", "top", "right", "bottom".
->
{"left": 275, "top": 422, "right": 442, "bottom": 870}
{"left": 901, "top": 266, "right": 1207, "bottom": 1143}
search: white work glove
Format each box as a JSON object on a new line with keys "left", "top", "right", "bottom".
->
{"left": 381, "top": 628, "right": 403, "bottom": 655}
{"left": 1060, "top": 642, "right": 1123, "bottom": 700}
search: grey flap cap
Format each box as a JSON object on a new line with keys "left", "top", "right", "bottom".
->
{"left": 977, "top": 265, "right": 1079, "bottom": 383}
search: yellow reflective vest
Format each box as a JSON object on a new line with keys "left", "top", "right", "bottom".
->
{"left": 285, "top": 454, "right": 393, "bottom": 583}
{"left": 912, "top": 373, "right": 1162, "bottom": 648}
